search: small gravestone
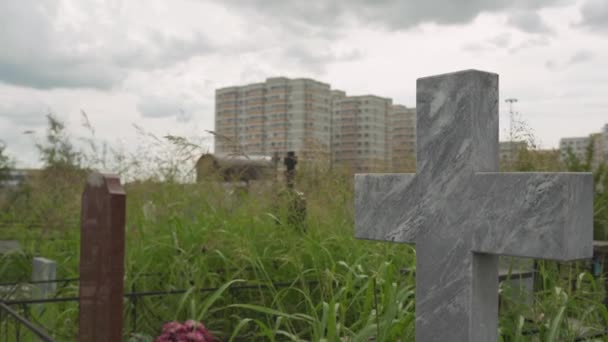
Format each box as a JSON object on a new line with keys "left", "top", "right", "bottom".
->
{"left": 355, "top": 70, "right": 593, "bottom": 341}
{"left": 142, "top": 200, "right": 157, "bottom": 222}
{"left": 78, "top": 172, "right": 126, "bottom": 342}
{"left": 32, "top": 257, "right": 57, "bottom": 297}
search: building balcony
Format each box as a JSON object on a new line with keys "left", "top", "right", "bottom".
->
{"left": 217, "top": 93, "right": 238, "bottom": 100}
{"left": 338, "top": 129, "right": 360, "bottom": 135}
{"left": 267, "top": 139, "right": 287, "bottom": 145}
{"left": 216, "top": 123, "right": 237, "bottom": 129}
{"left": 267, "top": 119, "right": 289, "bottom": 125}
{"left": 216, "top": 104, "right": 237, "bottom": 110}
{"left": 267, "top": 110, "right": 288, "bottom": 116}
{"left": 266, "top": 98, "right": 287, "bottom": 104}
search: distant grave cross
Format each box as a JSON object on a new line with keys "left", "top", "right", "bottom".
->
{"left": 355, "top": 70, "right": 593, "bottom": 341}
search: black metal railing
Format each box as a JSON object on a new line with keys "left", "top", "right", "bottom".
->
{"left": 0, "top": 302, "right": 55, "bottom": 342}
{"left": 1, "top": 266, "right": 607, "bottom": 340}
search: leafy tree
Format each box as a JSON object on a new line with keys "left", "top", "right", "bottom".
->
{"left": 36, "top": 113, "right": 82, "bottom": 171}
{"left": 6, "top": 114, "right": 87, "bottom": 231}
{"left": 0, "top": 141, "right": 14, "bottom": 184}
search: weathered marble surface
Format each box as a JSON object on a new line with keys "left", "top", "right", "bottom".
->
{"left": 355, "top": 70, "right": 593, "bottom": 342}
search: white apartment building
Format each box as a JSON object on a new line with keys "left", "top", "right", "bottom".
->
{"left": 390, "top": 105, "right": 416, "bottom": 172}
{"left": 215, "top": 77, "right": 332, "bottom": 158}
{"left": 332, "top": 94, "right": 392, "bottom": 172}
{"left": 559, "top": 133, "right": 605, "bottom": 168}
{"left": 215, "top": 77, "right": 416, "bottom": 172}
{"left": 560, "top": 136, "right": 591, "bottom": 161}
{"left": 499, "top": 141, "right": 528, "bottom": 165}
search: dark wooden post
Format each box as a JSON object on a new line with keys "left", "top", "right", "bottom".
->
{"left": 284, "top": 151, "right": 297, "bottom": 189}
{"left": 78, "top": 172, "right": 126, "bottom": 342}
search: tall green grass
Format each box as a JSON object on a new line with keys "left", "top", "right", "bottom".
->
{"left": 2, "top": 174, "right": 607, "bottom": 341}
{"left": 1, "top": 115, "right": 607, "bottom": 341}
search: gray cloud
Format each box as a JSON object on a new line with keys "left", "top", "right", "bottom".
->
{"left": 508, "top": 36, "right": 551, "bottom": 53}
{"left": 239, "top": 64, "right": 271, "bottom": 84}
{"left": 462, "top": 33, "right": 512, "bottom": 53}
{"left": 224, "top": 0, "right": 564, "bottom": 67}
{"left": 112, "top": 32, "right": 214, "bottom": 70}
{"left": 0, "top": 60, "right": 126, "bottom": 90}
{"left": 137, "top": 95, "right": 209, "bottom": 123}
{"left": 0, "top": 0, "right": 215, "bottom": 90}
{"left": 545, "top": 59, "right": 557, "bottom": 71}
{"left": 213, "top": 0, "right": 567, "bottom": 32}
{"left": 0, "top": 124, "right": 39, "bottom": 167}
{"left": 507, "top": 11, "right": 554, "bottom": 34}
{"left": 575, "top": 0, "right": 608, "bottom": 33}
{"left": 488, "top": 33, "right": 512, "bottom": 48}
{"left": 568, "top": 50, "right": 594, "bottom": 65}
{"left": 0, "top": 101, "right": 51, "bottom": 127}
{"left": 462, "top": 42, "right": 487, "bottom": 53}
{"left": 0, "top": 100, "right": 54, "bottom": 165}
{"left": 544, "top": 50, "right": 594, "bottom": 71}
{"left": 282, "top": 46, "right": 364, "bottom": 74}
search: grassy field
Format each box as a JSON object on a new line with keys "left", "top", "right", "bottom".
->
{"left": 1, "top": 165, "right": 607, "bottom": 341}
{"left": 1, "top": 116, "right": 607, "bottom": 341}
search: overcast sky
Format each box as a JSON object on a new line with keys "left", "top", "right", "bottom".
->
{"left": 1, "top": 0, "right": 607, "bottom": 168}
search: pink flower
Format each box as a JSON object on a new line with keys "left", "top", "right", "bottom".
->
{"left": 162, "top": 321, "right": 182, "bottom": 334}
{"left": 184, "top": 320, "right": 201, "bottom": 330}
{"left": 156, "top": 320, "right": 213, "bottom": 342}
{"left": 185, "top": 331, "right": 205, "bottom": 341}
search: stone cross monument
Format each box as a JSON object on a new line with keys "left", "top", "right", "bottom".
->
{"left": 355, "top": 70, "right": 593, "bottom": 341}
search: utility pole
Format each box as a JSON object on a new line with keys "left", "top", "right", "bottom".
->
{"left": 504, "top": 98, "right": 518, "bottom": 142}
{"left": 504, "top": 98, "right": 518, "bottom": 164}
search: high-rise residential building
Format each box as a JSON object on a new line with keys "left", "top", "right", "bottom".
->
{"left": 215, "top": 77, "right": 332, "bottom": 157}
{"left": 332, "top": 94, "right": 392, "bottom": 172}
{"left": 215, "top": 77, "right": 416, "bottom": 172}
{"left": 390, "top": 105, "right": 416, "bottom": 172}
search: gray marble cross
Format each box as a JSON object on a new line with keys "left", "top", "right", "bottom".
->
{"left": 355, "top": 70, "right": 593, "bottom": 341}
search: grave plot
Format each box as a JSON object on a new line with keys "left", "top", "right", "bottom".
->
{"left": 0, "top": 70, "right": 607, "bottom": 342}
{"left": 354, "top": 70, "right": 598, "bottom": 341}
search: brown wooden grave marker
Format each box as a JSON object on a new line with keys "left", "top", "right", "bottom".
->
{"left": 78, "top": 172, "right": 126, "bottom": 342}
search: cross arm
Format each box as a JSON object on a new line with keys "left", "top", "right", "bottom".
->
{"left": 355, "top": 173, "right": 420, "bottom": 244}
{"left": 470, "top": 172, "right": 593, "bottom": 261}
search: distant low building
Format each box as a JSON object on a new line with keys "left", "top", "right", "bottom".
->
{"left": 195, "top": 153, "right": 278, "bottom": 183}
{"left": 499, "top": 141, "right": 527, "bottom": 164}
{"left": 0, "top": 169, "right": 41, "bottom": 188}
{"left": 559, "top": 133, "right": 605, "bottom": 168}
{"left": 560, "top": 136, "right": 590, "bottom": 161}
